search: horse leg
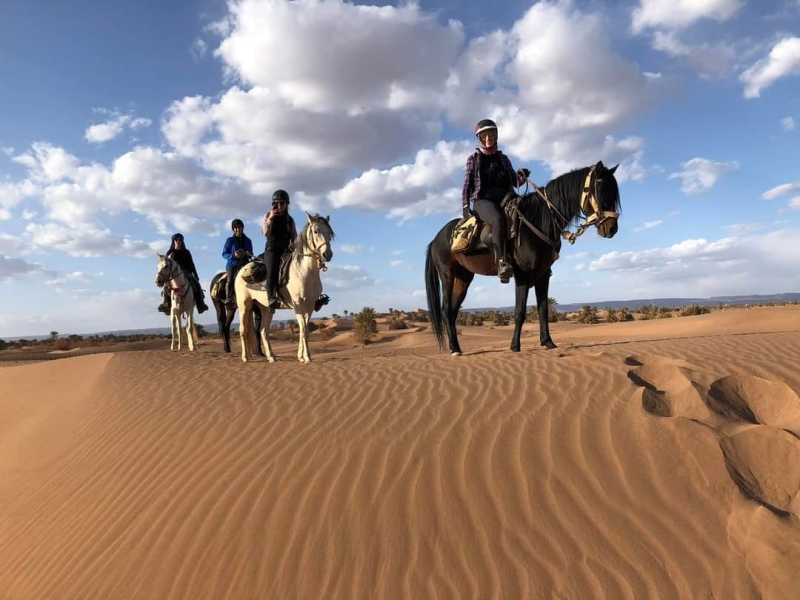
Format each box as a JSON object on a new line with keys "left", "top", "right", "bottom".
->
{"left": 253, "top": 306, "right": 264, "bottom": 357}
{"left": 511, "top": 276, "right": 531, "bottom": 352}
{"left": 185, "top": 304, "right": 196, "bottom": 352}
{"left": 260, "top": 306, "right": 275, "bottom": 363}
{"left": 295, "top": 310, "right": 311, "bottom": 363}
{"left": 444, "top": 269, "right": 473, "bottom": 356}
{"left": 239, "top": 299, "right": 253, "bottom": 362}
{"left": 170, "top": 297, "right": 180, "bottom": 351}
{"left": 534, "top": 273, "right": 557, "bottom": 349}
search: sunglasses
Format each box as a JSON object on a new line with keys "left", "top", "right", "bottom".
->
{"left": 272, "top": 201, "right": 287, "bottom": 207}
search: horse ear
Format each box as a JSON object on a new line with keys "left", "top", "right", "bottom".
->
{"left": 609, "top": 164, "right": 619, "bottom": 175}
{"left": 157, "top": 252, "right": 164, "bottom": 259}
{"left": 325, "top": 215, "right": 330, "bottom": 223}
{"left": 596, "top": 160, "right": 605, "bottom": 171}
{"left": 305, "top": 211, "right": 313, "bottom": 223}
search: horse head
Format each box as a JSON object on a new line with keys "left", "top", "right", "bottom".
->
{"left": 583, "top": 161, "right": 620, "bottom": 239}
{"left": 303, "top": 212, "right": 335, "bottom": 265}
{"left": 155, "top": 253, "right": 176, "bottom": 286}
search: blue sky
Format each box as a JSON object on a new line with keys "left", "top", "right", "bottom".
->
{"left": 1, "top": 0, "right": 799, "bottom": 337}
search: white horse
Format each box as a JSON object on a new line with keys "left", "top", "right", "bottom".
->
{"left": 236, "top": 212, "right": 334, "bottom": 363}
{"left": 155, "top": 253, "right": 198, "bottom": 351}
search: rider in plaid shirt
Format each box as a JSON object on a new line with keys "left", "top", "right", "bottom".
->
{"left": 461, "top": 119, "right": 529, "bottom": 282}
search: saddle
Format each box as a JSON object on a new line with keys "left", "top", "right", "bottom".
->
{"left": 450, "top": 192, "right": 520, "bottom": 255}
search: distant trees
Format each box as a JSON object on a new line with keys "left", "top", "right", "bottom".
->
{"left": 354, "top": 307, "right": 378, "bottom": 343}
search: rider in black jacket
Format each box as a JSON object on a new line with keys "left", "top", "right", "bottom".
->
{"left": 157, "top": 233, "right": 209, "bottom": 314}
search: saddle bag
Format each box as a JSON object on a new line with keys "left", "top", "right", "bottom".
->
{"left": 240, "top": 260, "right": 267, "bottom": 284}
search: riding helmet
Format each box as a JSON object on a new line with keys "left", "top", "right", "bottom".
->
{"left": 272, "top": 189, "right": 290, "bottom": 204}
{"left": 475, "top": 119, "right": 497, "bottom": 137}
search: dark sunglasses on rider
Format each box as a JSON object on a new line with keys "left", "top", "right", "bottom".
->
{"left": 272, "top": 201, "right": 287, "bottom": 207}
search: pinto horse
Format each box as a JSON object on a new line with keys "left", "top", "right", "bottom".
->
{"left": 235, "top": 213, "right": 334, "bottom": 363}
{"left": 425, "top": 161, "right": 622, "bottom": 355}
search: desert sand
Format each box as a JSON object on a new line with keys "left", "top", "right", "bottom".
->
{"left": 1, "top": 305, "right": 800, "bottom": 599}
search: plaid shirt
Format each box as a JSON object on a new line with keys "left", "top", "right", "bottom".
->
{"left": 461, "top": 150, "right": 519, "bottom": 211}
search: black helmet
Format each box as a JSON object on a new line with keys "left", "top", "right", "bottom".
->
{"left": 171, "top": 232, "right": 184, "bottom": 242}
{"left": 475, "top": 119, "right": 497, "bottom": 138}
{"left": 272, "top": 189, "right": 290, "bottom": 204}
{"left": 231, "top": 218, "right": 244, "bottom": 230}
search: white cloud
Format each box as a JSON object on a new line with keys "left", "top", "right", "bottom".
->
{"left": 448, "top": 2, "right": 658, "bottom": 175}
{"left": 651, "top": 31, "right": 738, "bottom": 77}
{"left": 586, "top": 229, "right": 800, "bottom": 298}
{"left": 329, "top": 140, "right": 472, "bottom": 216}
{"left": 0, "top": 254, "right": 53, "bottom": 281}
{"left": 668, "top": 157, "right": 739, "bottom": 194}
{"left": 323, "top": 264, "right": 377, "bottom": 290}
{"left": 634, "top": 219, "right": 663, "bottom": 232}
{"left": 631, "top": 0, "right": 743, "bottom": 34}
{"left": 339, "top": 244, "right": 364, "bottom": 254}
{"left": 8, "top": 143, "right": 262, "bottom": 235}
{"left": 13, "top": 143, "right": 79, "bottom": 182}
{"left": 762, "top": 181, "right": 800, "bottom": 200}
{"left": 724, "top": 222, "right": 767, "bottom": 235}
{"left": 0, "top": 208, "right": 11, "bottom": 221}
{"left": 24, "top": 222, "right": 155, "bottom": 258}
{"left": 782, "top": 116, "right": 795, "bottom": 131}
{"left": 740, "top": 37, "right": 800, "bottom": 98}
{"left": 85, "top": 111, "right": 153, "bottom": 144}
{"left": 213, "top": 0, "right": 463, "bottom": 113}
{"left": 191, "top": 38, "right": 209, "bottom": 60}
{"left": 1, "top": 146, "right": 14, "bottom": 156}
{"left": 791, "top": 197, "right": 800, "bottom": 210}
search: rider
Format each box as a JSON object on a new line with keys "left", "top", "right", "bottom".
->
{"left": 262, "top": 189, "right": 298, "bottom": 311}
{"left": 461, "top": 118, "right": 530, "bottom": 282}
{"left": 222, "top": 218, "right": 254, "bottom": 306}
{"left": 158, "top": 233, "right": 208, "bottom": 314}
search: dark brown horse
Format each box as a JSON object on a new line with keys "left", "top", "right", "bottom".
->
{"left": 425, "top": 161, "right": 622, "bottom": 355}
{"left": 209, "top": 270, "right": 263, "bottom": 355}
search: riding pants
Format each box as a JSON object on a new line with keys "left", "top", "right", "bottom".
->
{"left": 473, "top": 195, "right": 509, "bottom": 262}
{"left": 265, "top": 244, "right": 288, "bottom": 302}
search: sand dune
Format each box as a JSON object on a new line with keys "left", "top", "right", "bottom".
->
{"left": 1, "top": 306, "right": 800, "bottom": 599}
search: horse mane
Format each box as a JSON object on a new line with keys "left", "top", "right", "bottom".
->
{"left": 293, "top": 214, "right": 336, "bottom": 259}
{"left": 517, "top": 166, "right": 621, "bottom": 236}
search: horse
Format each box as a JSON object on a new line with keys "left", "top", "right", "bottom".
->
{"left": 425, "top": 160, "right": 622, "bottom": 356}
{"left": 155, "top": 253, "right": 198, "bottom": 351}
{"left": 235, "top": 212, "right": 334, "bottom": 363}
{"left": 209, "top": 270, "right": 264, "bottom": 355}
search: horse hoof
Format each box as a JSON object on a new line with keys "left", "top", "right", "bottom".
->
{"left": 510, "top": 346, "right": 520, "bottom": 353}
{"left": 543, "top": 341, "right": 557, "bottom": 350}
{"left": 268, "top": 357, "right": 276, "bottom": 363}
{"left": 451, "top": 351, "right": 462, "bottom": 357}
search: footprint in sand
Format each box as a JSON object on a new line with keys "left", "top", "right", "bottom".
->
{"left": 626, "top": 355, "right": 800, "bottom": 517}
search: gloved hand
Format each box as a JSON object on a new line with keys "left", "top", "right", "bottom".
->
{"left": 517, "top": 168, "right": 531, "bottom": 182}
{"left": 462, "top": 205, "right": 472, "bottom": 220}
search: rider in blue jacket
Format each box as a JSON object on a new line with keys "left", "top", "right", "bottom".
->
{"left": 222, "top": 218, "right": 253, "bottom": 305}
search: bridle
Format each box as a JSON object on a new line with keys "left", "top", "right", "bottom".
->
{"left": 156, "top": 258, "right": 190, "bottom": 299}
{"left": 521, "top": 166, "right": 619, "bottom": 246}
{"left": 294, "top": 222, "right": 331, "bottom": 272}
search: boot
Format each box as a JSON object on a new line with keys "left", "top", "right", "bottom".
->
{"left": 224, "top": 281, "right": 236, "bottom": 306}
{"left": 192, "top": 279, "right": 209, "bottom": 313}
{"left": 157, "top": 289, "right": 171, "bottom": 314}
{"left": 314, "top": 294, "right": 330, "bottom": 312}
{"left": 498, "top": 260, "right": 513, "bottom": 283}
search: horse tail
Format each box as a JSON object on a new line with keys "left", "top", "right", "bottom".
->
{"left": 425, "top": 241, "right": 445, "bottom": 349}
